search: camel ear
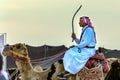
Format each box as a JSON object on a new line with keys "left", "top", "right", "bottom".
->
{"left": 58, "top": 59, "right": 63, "bottom": 64}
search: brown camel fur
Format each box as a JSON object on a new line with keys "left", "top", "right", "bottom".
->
{"left": 52, "top": 59, "right": 76, "bottom": 80}
{"left": 2, "top": 43, "right": 55, "bottom": 80}
{"left": 34, "top": 65, "right": 43, "bottom": 72}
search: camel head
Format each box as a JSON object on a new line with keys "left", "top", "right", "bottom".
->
{"left": 105, "top": 60, "right": 120, "bottom": 80}
{"left": 2, "top": 43, "right": 28, "bottom": 62}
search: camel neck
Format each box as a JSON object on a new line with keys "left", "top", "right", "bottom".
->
{"left": 16, "top": 60, "right": 33, "bottom": 73}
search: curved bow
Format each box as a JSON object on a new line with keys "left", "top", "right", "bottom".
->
{"left": 72, "top": 5, "right": 82, "bottom": 42}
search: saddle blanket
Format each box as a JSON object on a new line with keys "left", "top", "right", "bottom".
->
{"left": 78, "top": 64, "right": 104, "bottom": 80}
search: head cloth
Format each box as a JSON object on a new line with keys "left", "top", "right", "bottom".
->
{"left": 80, "top": 16, "right": 96, "bottom": 42}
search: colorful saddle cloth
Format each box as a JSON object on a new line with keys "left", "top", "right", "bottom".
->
{"left": 78, "top": 64, "right": 104, "bottom": 80}
{"left": 78, "top": 52, "right": 111, "bottom": 80}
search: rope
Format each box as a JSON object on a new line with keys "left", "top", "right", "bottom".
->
{"left": 31, "top": 50, "right": 66, "bottom": 61}
{"left": 31, "top": 50, "right": 67, "bottom": 64}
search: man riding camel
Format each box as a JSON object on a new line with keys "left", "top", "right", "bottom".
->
{"left": 57, "top": 16, "right": 97, "bottom": 79}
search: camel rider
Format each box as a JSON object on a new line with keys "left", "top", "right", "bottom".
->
{"left": 57, "top": 16, "right": 97, "bottom": 79}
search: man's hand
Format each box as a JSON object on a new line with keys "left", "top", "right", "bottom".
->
{"left": 71, "top": 33, "right": 76, "bottom": 40}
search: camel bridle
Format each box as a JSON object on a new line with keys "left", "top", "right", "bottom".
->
{"left": 9, "top": 50, "right": 29, "bottom": 63}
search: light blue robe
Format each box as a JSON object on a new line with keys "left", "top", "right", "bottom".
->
{"left": 63, "top": 25, "right": 96, "bottom": 74}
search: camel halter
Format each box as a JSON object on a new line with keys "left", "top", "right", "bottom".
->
{"left": 10, "top": 50, "right": 29, "bottom": 62}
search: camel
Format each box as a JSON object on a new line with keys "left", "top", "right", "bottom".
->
{"left": 53, "top": 59, "right": 104, "bottom": 80}
{"left": 2, "top": 43, "right": 56, "bottom": 80}
{"left": 105, "top": 59, "right": 120, "bottom": 80}
{"left": 46, "top": 48, "right": 119, "bottom": 80}
{"left": 53, "top": 52, "right": 112, "bottom": 80}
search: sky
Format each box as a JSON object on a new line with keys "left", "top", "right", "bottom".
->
{"left": 0, "top": 0, "right": 120, "bottom": 49}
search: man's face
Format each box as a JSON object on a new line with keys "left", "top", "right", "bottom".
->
{"left": 79, "top": 19, "right": 85, "bottom": 27}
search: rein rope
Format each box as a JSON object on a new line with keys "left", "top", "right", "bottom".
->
{"left": 9, "top": 50, "right": 67, "bottom": 64}
{"left": 31, "top": 50, "right": 66, "bottom": 64}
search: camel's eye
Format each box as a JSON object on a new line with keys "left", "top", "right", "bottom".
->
{"left": 16, "top": 45, "right": 21, "bottom": 49}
